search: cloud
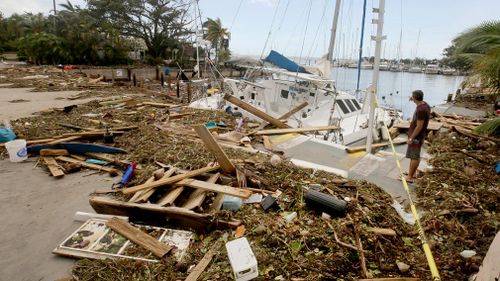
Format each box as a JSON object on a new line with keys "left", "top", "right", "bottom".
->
{"left": 0, "top": 0, "right": 87, "bottom": 17}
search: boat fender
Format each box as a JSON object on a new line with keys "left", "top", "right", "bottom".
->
{"left": 304, "top": 189, "right": 347, "bottom": 217}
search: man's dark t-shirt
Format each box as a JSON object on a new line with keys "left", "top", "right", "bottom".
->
{"left": 409, "top": 102, "right": 431, "bottom": 146}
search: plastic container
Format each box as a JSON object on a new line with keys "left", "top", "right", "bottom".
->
{"left": 222, "top": 195, "right": 243, "bottom": 211}
{"left": 5, "top": 139, "right": 28, "bottom": 162}
{"left": 304, "top": 189, "right": 347, "bottom": 217}
{"left": 226, "top": 237, "right": 258, "bottom": 281}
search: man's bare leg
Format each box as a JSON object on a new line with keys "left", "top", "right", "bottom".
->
{"left": 408, "top": 159, "right": 420, "bottom": 179}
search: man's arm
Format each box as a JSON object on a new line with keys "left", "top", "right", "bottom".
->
{"left": 409, "top": 119, "right": 425, "bottom": 141}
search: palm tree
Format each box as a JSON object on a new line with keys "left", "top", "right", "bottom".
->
{"left": 204, "top": 17, "right": 230, "bottom": 65}
{"left": 453, "top": 21, "right": 500, "bottom": 92}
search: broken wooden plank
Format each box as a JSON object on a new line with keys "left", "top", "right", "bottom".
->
{"left": 48, "top": 136, "right": 81, "bottom": 144}
{"left": 224, "top": 94, "right": 290, "bottom": 129}
{"left": 193, "top": 125, "right": 236, "bottom": 174}
{"left": 122, "top": 166, "right": 220, "bottom": 195}
{"left": 157, "top": 186, "right": 185, "bottom": 206}
{"left": 346, "top": 138, "right": 407, "bottom": 153}
{"left": 60, "top": 131, "right": 125, "bottom": 138}
{"left": 262, "top": 136, "right": 273, "bottom": 150}
{"left": 56, "top": 156, "right": 119, "bottom": 175}
{"left": 358, "top": 277, "right": 420, "bottom": 281}
{"left": 176, "top": 179, "right": 252, "bottom": 198}
{"left": 135, "top": 168, "right": 177, "bottom": 203}
{"left": 142, "top": 101, "right": 177, "bottom": 108}
{"left": 182, "top": 173, "right": 220, "bottom": 210}
{"left": 255, "top": 125, "right": 338, "bottom": 135}
{"left": 366, "top": 227, "right": 397, "bottom": 237}
{"left": 85, "top": 152, "right": 131, "bottom": 167}
{"left": 185, "top": 240, "right": 222, "bottom": 281}
{"left": 393, "top": 121, "right": 442, "bottom": 131}
{"left": 40, "top": 149, "right": 69, "bottom": 156}
{"left": 128, "top": 174, "right": 157, "bottom": 203}
{"left": 42, "top": 157, "right": 65, "bottom": 178}
{"left": 280, "top": 101, "right": 309, "bottom": 119}
{"left": 106, "top": 217, "right": 172, "bottom": 259}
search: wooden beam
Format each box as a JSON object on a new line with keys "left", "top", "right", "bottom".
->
{"left": 48, "top": 136, "right": 81, "bottom": 144}
{"left": 134, "top": 168, "right": 177, "bottom": 203}
{"left": 346, "top": 138, "right": 406, "bottom": 153}
{"left": 141, "top": 101, "right": 177, "bottom": 108}
{"left": 224, "top": 94, "right": 290, "bottom": 129}
{"left": 193, "top": 125, "right": 236, "bottom": 174}
{"left": 253, "top": 101, "right": 309, "bottom": 133}
{"left": 262, "top": 136, "right": 273, "bottom": 150}
{"left": 157, "top": 186, "right": 185, "bottom": 206}
{"left": 85, "top": 152, "right": 130, "bottom": 167}
{"left": 122, "top": 166, "right": 220, "bottom": 195}
{"left": 185, "top": 240, "right": 222, "bottom": 281}
{"left": 393, "top": 121, "right": 442, "bottom": 131}
{"left": 55, "top": 156, "right": 119, "bottom": 175}
{"left": 255, "top": 125, "right": 338, "bottom": 135}
{"left": 182, "top": 173, "right": 220, "bottom": 210}
{"left": 128, "top": 174, "right": 157, "bottom": 203}
{"left": 106, "top": 217, "right": 172, "bottom": 259}
{"left": 60, "top": 131, "right": 125, "bottom": 138}
{"left": 176, "top": 179, "right": 252, "bottom": 198}
{"left": 358, "top": 277, "right": 420, "bottom": 281}
{"left": 366, "top": 227, "right": 397, "bottom": 237}
{"left": 42, "top": 157, "right": 65, "bottom": 178}
{"left": 40, "top": 149, "right": 69, "bottom": 156}
{"left": 280, "top": 101, "right": 309, "bottom": 120}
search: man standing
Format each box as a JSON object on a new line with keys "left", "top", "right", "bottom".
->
{"left": 404, "top": 90, "right": 431, "bottom": 183}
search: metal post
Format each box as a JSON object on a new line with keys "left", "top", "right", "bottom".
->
{"left": 366, "top": 0, "right": 386, "bottom": 153}
{"left": 327, "top": 0, "right": 342, "bottom": 62}
{"left": 355, "top": 0, "right": 368, "bottom": 96}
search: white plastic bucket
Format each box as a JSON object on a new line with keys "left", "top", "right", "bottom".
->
{"left": 5, "top": 139, "right": 28, "bottom": 162}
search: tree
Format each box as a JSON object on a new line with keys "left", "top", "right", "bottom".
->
{"left": 204, "top": 17, "right": 230, "bottom": 65}
{"left": 86, "top": 0, "right": 192, "bottom": 60}
{"left": 452, "top": 20, "right": 500, "bottom": 92}
{"left": 441, "top": 44, "right": 472, "bottom": 71}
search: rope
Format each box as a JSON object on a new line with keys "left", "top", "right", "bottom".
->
{"left": 259, "top": 0, "right": 282, "bottom": 60}
{"left": 295, "top": 0, "right": 313, "bottom": 67}
{"left": 268, "top": 0, "right": 291, "bottom": 51}
{"left": 374, "top": 94, "right": 441, "bottom": 281}
{"left": 229, "top": 0, "right": 244, "bottom": 32}
{"left": 306, "top": 0, "right": 329, "bottom": 61}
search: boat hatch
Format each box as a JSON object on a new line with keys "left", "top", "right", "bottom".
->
{"left": 337, "top": 99, "right": 362, "bottom": 115}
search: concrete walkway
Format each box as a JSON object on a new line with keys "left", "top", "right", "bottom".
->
{"left": 0, "top": 87, "right": 97, "bottom": 120}
{"left": 0, "top": 86, "right": 110, "bottom": 280}
{"left": 433, "top": 103, "right": 487, "bottom": 118}
{"left": 0, "top": 160, "right": 111, "bottom": 281}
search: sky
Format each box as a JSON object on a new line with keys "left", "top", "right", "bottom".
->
{"left": 1, "top": 0, "right": 499, "bottom": 59}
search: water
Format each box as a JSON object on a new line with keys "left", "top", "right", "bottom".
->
{"left": 331, "top": 67, "right": 465, "bottom": 118}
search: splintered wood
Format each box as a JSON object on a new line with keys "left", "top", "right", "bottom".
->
{"left": 122, "top": 166, "right": 220, "bottom": 194}
{"left": 42, "top": 157, "right": 65, "bottom": 178}
{"left": 193, "top": 125, "right": 236, "bottom": 174}
{"left": 106, "top": 217, "right": 172, "bottom": 259}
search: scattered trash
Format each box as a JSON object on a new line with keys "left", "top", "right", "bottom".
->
{"left": 283, "top": 211, "right": 297, "bottom": 223}
{"left": 460, "top": 250, "right": 477, "bottom": 259}
{"left": 222, "top": 195, "right": 243, "bottom": 211}
{"left": 244, "top": 193, "right": 263, "bottom": 204}
{"left": 260, "top": 195, "right": 280, "bottom": 211}
{"left": 5, "top": 139, "right": 27, "bottom": 162}
{"left": 85, "top": 159, "right": 108, "bottom": 165}
{"left": 0, "top": 127, "right": 16, "bottom": 143}
{"left": 391, "top": 200, "right": 416, "bottom": 225}
{"left": 396, "top": 261, "right": 410, "bottom": 273}
{"left": 226, "top": 237, "right": 258, "bottom": 281}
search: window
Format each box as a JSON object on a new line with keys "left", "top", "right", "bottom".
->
{"left": 251, "top": 93, "right": 256, "bottom": 100}
{"left": 309, "top": 92, "right": 315, "bottom": 97}
{"left": 351, "top": 99, "right": 361, "bottom": 110}
{"left": 239, "top": 96, "right": 245, "bottom": 100}
{"left": 344, "top": 99, "right": 356, "bottom": 112}
{"left": 336, "top": 100, "right": 350, "bottom": 114}
{"left": 280, "top": 90, "right": 289, "bottom": 99}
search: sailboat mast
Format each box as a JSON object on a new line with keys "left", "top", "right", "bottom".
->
{"left": 327, "top": 0, "right": 342, "bottom": 62}
{"left": 365, "top": 0, "right": 386, "bottom": 153}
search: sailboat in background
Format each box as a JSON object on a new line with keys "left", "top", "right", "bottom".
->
{"left": 190, "top": 0, "right": 400, "bottom": 147}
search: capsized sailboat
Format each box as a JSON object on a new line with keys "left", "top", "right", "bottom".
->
{"left": 189, "top": 0, "right": 401, "bottom": 146}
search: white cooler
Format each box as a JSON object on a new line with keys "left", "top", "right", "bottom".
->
{"left": 225, "top": 237, "right": 258, "bottom": 281}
